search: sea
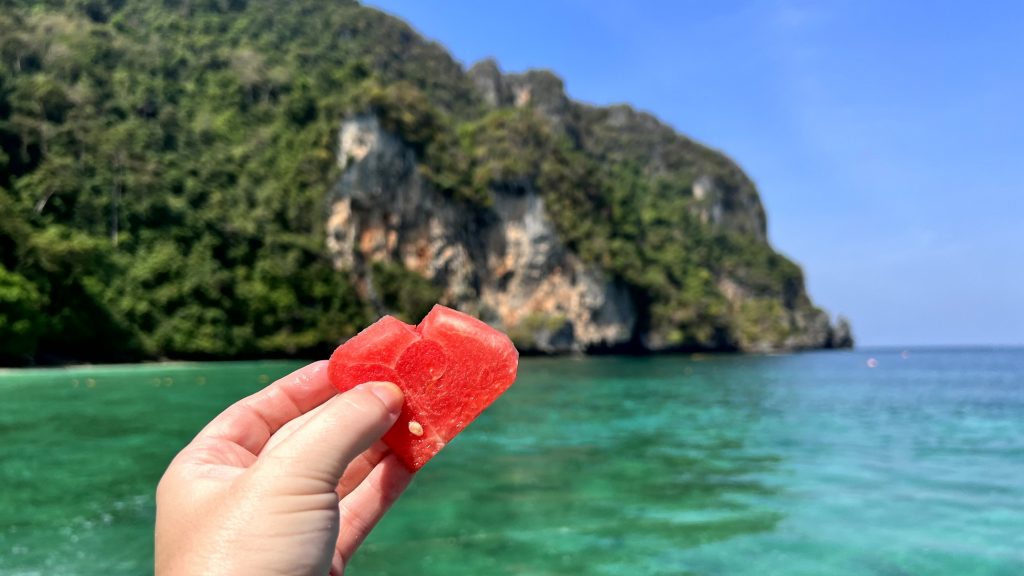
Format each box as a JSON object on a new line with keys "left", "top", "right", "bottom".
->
{"left": 1, "top": 348, "right": 1022, "bottom": 575}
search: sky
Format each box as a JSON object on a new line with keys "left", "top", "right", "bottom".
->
{"left": 364, "top": 0, "right": 1024, "bottom": 347}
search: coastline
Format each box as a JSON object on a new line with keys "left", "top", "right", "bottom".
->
{"left": 7, "top": 345, "right": 1023, "bottom": 371}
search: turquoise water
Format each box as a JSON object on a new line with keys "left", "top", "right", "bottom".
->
{"left": 1, "top": 349, "right": 1022, "bottom": 575}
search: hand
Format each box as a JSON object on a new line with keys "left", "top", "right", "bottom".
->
{"left": 155, "top": 361, "right": 412, "bottom": 575}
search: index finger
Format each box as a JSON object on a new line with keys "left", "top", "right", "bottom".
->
{"left": 192, "top": 360, "right": 336, "bottom": 456}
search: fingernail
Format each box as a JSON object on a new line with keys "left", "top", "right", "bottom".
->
{"left": 367, "top": 381, "right": 403, "bottom": 414}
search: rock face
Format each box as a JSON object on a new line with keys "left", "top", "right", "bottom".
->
{"left": 328, "top": 61, "right": 853, "bottom": 354}
{"left": 469, "top": 60, "right": 570, "bottom": 126}
{"left": 831, "top": 316, "right": 855, "bottom": 349}
{"left": 327, "top": 115, "right": 636, "bottom": 353}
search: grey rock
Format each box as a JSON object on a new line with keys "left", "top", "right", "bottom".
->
{"left": 468, "top": 60, "right": 570, "bottom": 126}
{"left": 327, "top": 115, "right": 636, "bottom": 354}
{"left": 467, "top": 58, "right": 507, "bottom": 108}
{"left": 831, "top": 316, "right": 855, "bottom": 348}
{"left": 505, "top": 70, "right": 568, "bottom": 118}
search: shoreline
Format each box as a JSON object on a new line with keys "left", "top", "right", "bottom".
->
{"left": 4, "top": 345, "right": 1022, "bottom": 371}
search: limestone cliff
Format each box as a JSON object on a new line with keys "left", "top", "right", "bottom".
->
{"left": 327, "top": 116, "right": 635, "bottom": 353}
{"left": 326, "top": 47, "right": 852, "bottom": 354}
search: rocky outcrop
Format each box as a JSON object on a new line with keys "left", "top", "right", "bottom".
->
{"left": 327, "top": 115, "right": 635, "bottom": 353}
{"left": 469, "top": 60, "right": 570, "bottom": 126}
{"left": 831, "top": 316, "right": 855, "bottom": 349}
{"left": 467, "top": 59, "right": 506, "bottom": 108}
{"left": 327, "top": 63, "right": 853, "bottom": 354}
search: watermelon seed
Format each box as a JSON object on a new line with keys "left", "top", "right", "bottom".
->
{"left": 408, "top": 421, "right": 424, "bottom": 436}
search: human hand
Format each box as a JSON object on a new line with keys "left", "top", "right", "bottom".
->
{"left": 155, "top": 361, "right": 411, "bottom": 575}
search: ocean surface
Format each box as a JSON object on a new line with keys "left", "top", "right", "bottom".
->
{"left": 1, "top": 349, "right": 1022, "bottom": 575}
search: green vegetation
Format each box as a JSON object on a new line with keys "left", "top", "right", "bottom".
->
{"left": 0, "top": 0, "right": 462, "bottom": 363}
{"left": 734, "top": 299, "right": 792, "bottom": 349}
{"left": 370, "top": 261, "right": 442, "bottom": 325}
{"left": 506, "top": 312, "right": 570, "bottom": 350}
{"left": 0, "top": 0, "right": 827, "bottom": 363}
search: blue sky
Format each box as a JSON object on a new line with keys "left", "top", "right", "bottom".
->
{"left": 364, "top": 0, "right": 1024, "bottom": 347}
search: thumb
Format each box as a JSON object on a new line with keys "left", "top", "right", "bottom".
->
{"left": 254, "top": 382, "right": 403, "bottom": 491}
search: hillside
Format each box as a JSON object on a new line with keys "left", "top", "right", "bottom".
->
{"left": 0, "top": 0, "right": 851, "bottom": 364}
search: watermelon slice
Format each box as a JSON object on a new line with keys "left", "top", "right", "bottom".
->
{"left": 328, "top": 305, "right": 519, "bottom": 471}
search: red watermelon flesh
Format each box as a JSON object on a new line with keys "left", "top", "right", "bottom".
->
{"left": 328, "top": 305, "right": 519, "bottom": 471}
